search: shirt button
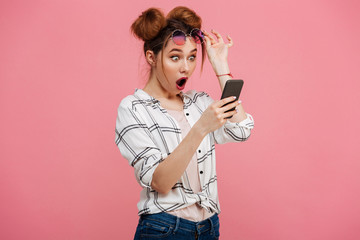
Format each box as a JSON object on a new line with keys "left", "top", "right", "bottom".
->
{"left": 186, "top": 113, "right": 189, "bottom": 116}
{"left": 200, "top": 171, "right": 203, "bottom": 174}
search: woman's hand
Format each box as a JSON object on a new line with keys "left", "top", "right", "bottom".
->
{"left": 203, "top": 29, "right": 233, "bottom": 74}
{"left": 195, "top": 96, "right": 240, "bottom": 135}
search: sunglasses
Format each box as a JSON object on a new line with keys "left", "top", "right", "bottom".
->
{"left": 170, "top": 28, "right": 204, "bottom": 45}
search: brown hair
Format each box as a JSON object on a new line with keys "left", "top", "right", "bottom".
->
{"left": 130, "top": 6, "right": 206, "bottom": 73}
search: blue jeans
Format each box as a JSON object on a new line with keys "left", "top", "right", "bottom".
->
{"left": 134, "top": 212, "right": 220, "bottom": 240}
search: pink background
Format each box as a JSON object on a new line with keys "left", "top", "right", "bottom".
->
{"left": 1, "top": 0, "right": 360, "bottom": 239}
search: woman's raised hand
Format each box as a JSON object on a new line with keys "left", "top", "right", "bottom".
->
{"left": 203, "top": 29, "right": 233, "bottom": 69}
{"left": 196, "top": 96, "right": 240, "bottom": 135}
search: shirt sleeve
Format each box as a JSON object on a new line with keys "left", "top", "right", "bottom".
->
{"left": 115, "top": 101, "right": 167, "bottom": 189}
{"left": 201, "top": 91, "right": 255, "bottom": 144}
{"left": 213, "top": 113, "right": 254, "bottom": 144}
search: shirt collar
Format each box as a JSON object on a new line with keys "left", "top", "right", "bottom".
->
{"left": 134, "top": 88, "right": 191, "bottom": 105}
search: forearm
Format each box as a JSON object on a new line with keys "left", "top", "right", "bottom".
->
{"left": 212, "top": 61, "right": 247, "bottom": 122}
{"left": 228, "top": 103, "right": 247, "bottom": 122}
{"left": 151, "top": 123, "right": 207, "bottom": 194}
{"left": 212, "top": 60, "right": 231, "bottom": 91}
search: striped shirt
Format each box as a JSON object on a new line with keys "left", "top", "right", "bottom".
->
{"left": 115, "top": 88, "right": 254, "bottom": 215}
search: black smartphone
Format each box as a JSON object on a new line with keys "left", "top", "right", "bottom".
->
{"left": 220, "top": 79, "right": 244, "bottom": 118}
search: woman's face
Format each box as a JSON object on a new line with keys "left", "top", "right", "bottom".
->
{"left": 153, "top": 37, "right": 198, "bottom": 95}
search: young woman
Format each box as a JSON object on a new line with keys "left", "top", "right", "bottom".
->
{"left": 115, "top": 6, "right": 254, "bottom": 240}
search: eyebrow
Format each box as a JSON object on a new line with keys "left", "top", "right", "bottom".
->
{"left": 169, "top": 48, "right": 197, "bottom": 53}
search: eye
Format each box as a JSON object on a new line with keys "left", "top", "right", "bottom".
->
{"left": 170, "top": 56, "right": 180, "bottom": 61}
{"left": 189, "top": 55, "right": 196, "bottom": 61}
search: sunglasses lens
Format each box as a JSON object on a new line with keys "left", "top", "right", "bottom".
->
{"left": 172, "top": 31, "right": 186, "bottom": 45}
{"left": 171, "top": 29, "right": 204, "bottom": 45}
{"left": 191, "top": 29, "right": 204, "bottom": 44}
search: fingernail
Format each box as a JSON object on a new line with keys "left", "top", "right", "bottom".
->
{"left": 233, "top": 96, "right": 237, "bottom": 99}
{"left": 238, "top": 100, "right": 242, "bottom": 104}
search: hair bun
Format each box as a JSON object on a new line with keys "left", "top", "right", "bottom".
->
{"left": 167, "top": 6, "right": 202, "bottom": 29}
{"left": 131, "top": 8, "right": 166, "bottom": 41}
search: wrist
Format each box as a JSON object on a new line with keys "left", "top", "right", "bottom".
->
{"left": 211, "top": 60, "right": 230, "bottom": 75}
{"left": 193, "top": 121, "right": 208, "bottom": 138}
{"left": 216, "top": 73, "right": 233, "bottom": 78}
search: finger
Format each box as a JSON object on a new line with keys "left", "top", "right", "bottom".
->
{"left": 203, "top": 30, "right": 217, "bottom": 45}
{"left": 203, "top": 35, "right": 212, "bottom": 49}
{"left": 222, "top": 109, "right": 237, "bottom": 119}
{"left": 211, "top": 29, "right": 224, "bottom": 43}
{"left": 227, "top": 35, "right": 233, "bottom": 48}
{"left": 214, "top": 96, "right": 237, "bottom": 108}
{"left": 221, "top": 100, "right": 240, "bottom": 113}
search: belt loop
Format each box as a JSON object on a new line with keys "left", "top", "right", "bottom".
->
{"left": 208, "top": 216, "right": 215, "bottom": 236}
{"left": 173, "top": 216, "right": 180, "bottom": 234}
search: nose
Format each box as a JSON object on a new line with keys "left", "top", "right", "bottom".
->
{"left": 180, "top": 59, "right": 190, "bottom": 73}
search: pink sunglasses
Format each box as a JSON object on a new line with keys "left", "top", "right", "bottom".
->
{"left": 170, "top": 28, "right": 204, "bottom": 45}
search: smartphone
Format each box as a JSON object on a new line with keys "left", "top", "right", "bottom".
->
{"left": 220, "top": 79, "right": 244, "bottom": 118}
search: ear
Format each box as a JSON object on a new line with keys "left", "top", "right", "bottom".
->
{"left": 145, "top": 50, "right": 156, "bottom": 66}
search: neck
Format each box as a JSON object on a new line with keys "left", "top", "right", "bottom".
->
{"left": 143, "top": 71, "right": 180, "bottom": 100}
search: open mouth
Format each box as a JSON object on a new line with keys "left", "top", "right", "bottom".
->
{"left": 176, "top": 77, "right": 187, "bottom": 90}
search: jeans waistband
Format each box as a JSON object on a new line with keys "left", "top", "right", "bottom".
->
{"left": 140, "top": 212, "right": 219, "bottom": 234}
